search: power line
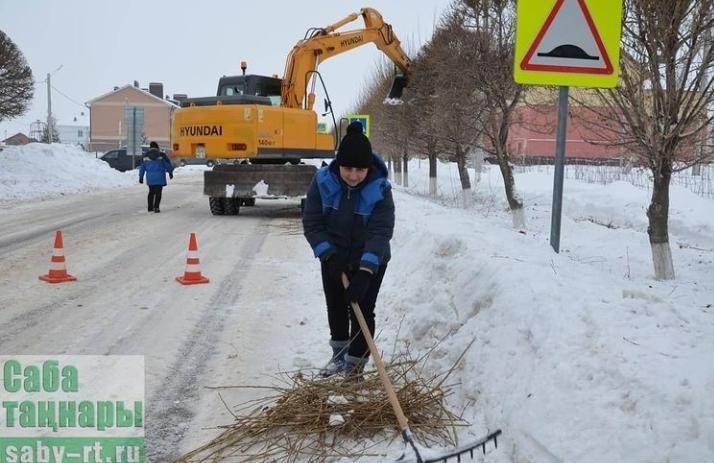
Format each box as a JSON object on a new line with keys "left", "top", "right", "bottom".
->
{"left": 50, "top": 84, "right": 86, "bottom": 109}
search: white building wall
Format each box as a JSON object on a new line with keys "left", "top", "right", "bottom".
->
{"left": 56, "top": 125, "right": 90, "bottom": 147}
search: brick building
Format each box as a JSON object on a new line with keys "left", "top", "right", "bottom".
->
{"left": 85, "top": 83, "right": 178, "bottom": 153}
{"left": 507, "top": 105, "right": 626, "bottom": 164}
{"left": 503, "top": 86, "right": 704, "bottom": 165}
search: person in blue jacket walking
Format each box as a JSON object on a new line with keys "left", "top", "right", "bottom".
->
{"left": 139, "top": 141, "right": 173, "bottom": 213}
{"left": 303, "top": 121, "right": 395, "bottom": 377}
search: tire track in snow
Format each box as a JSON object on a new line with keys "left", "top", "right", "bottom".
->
{"left": 0, "top": 213, "right": 105, "bottom": 252}
{"left": 0, "top": 208, "right": 174, "bottom": 351}
{"left": 140, "top": 225, "right": 270, "bottom": 462}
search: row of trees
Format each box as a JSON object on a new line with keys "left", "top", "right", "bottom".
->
{"left": 350, "top": 0, "right": 714, "bottom": 281}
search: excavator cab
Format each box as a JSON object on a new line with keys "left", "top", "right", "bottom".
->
{"left": 217, "top": 75, "right": 282, "bottom": 105}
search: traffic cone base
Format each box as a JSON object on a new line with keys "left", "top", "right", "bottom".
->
{"left": 176, "top": 275, "right": 209, "bottom": 285}
{"left": 39, "top": 230, "right": 76, "bottom": 284}
{"left": 176, "top": 232, "right": 209, "bottom": 285}
{"left": 39, "top": 273, "right": 77, "bottom": 284}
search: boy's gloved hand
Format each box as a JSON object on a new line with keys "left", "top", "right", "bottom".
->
{"left": 139, "top": 178, "right": 143, "bottom": 184}
{"left": 346, "top": 269, "right": 372, "bottom": 304}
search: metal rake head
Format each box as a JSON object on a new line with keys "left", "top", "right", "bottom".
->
{"left": 396, "top": 429, "right": 502, "bottom": 463}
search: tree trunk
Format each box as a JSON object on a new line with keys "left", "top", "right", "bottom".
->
{"left": 402, "top": 147, "right": 409, "bottom": 188}
{"left": 493, "top": 104, "right": 523, "bottom": 215}
{"left": 497, "top": 157, "right": 521, "bottom": 210}
{"left": 428, "top": 152, "right": 438, "bottom": 196}
{"left": 455, "top": 145, "right": 472, "bottom": 191}
{"left": 472, "top": 150, "right": 483, "bottom": 187}
{"left": 393, "top": 154, "right": 403, "bottom": 185}
{"left": 455, "top": 145, "right": 472, "bottom": 209}
{"left": 647, "top": 159, "right": 675, "bottom": 280}
{"left": 511, "top": 207, "right": 526, "bottom": 229}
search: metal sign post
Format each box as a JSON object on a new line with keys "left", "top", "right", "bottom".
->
{"left": 550, "top": 86, "right": 569, "bottom": 253}
{"left": 124, "top": 106, "right": 144, "bottom": 169}
{"left": 514, "top": 0, "right": 623, "bottom": 253}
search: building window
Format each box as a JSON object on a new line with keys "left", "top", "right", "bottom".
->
{"left": 78, "top": 130, "right": 84, "bottom": 137}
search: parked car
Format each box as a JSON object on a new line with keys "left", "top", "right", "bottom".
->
{"left": 100, "top": 146, "right": 149, "bottom": 171}
{"left": 171, "top": 156, "right": 215, "bottom": 168}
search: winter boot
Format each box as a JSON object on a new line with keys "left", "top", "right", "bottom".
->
{"left": 319, "top": 340, "right": 349, "bottom": 378}
{"left": 343, "top": 354, "right": 368, "bottom": 382}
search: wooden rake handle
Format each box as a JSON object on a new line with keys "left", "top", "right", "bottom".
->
{"left": 341, "top": 273, "right": 410, "bottom": 432}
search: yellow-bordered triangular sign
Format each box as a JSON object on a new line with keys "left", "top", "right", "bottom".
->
{"left": 515, "top": 0, "right": 624, "bottom": 89}
{"left": 521, "top": 0, "right": 612, "bottom": 75}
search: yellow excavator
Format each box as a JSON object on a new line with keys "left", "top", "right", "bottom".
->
{"left": 171, "top": 7, "right": 410, "bottom": 215}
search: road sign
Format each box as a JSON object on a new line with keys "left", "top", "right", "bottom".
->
{"left": 124, "top": 106, "right": 144, "bottom": 156}
{"left": 346, "top": 114, "right": 370, "bottom": 138}
{"left": 514, "top": 0, "right": 622, "bottom": 88}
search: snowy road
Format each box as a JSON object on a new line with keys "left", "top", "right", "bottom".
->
{"left": 3, "top": 151, "right": 714, "bottom": 463}
{"left": 0, "top": 173, "right": 326, "bottom": 461}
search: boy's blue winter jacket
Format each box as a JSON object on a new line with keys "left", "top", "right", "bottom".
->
{"left": 302, "top": 153, "right": 395, "bottom": 273}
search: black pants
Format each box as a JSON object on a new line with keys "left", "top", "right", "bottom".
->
{"left": 147, "top": 186, "right": 163, "bottom": 210}
{"left": 321, "top": 263, "right": 387, "bottom": 358}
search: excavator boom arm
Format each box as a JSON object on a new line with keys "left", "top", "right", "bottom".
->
{"left": 281, "top": 7, "right": 410, "bottom": 110}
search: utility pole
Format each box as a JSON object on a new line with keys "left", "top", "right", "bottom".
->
{"left": 46, "top": 73, "right": 53, "bottom": 143}
{"left": 45, "top": 65, "right": 62, "bottom": 144}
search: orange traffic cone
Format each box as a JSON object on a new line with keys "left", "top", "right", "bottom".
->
{"left": 176, "top": 232, "right": 209, "bottom": 285}
{"left": 39, "top": 230, "right": 77, "bottom": 283}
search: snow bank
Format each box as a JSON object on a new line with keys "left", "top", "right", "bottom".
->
{"left": 381, "top": 161, "right": 714, "bottom": 463}
{"left": 0, "top": 143, "right": 136, "bottom": 201}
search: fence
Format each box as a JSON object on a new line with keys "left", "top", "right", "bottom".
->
{"left": 515, "top": 162, "right": 714, "bottom": 199}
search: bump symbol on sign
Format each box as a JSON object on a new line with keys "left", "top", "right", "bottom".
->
{"left": 521, "top": 0, "right": 612, "bottom": 75}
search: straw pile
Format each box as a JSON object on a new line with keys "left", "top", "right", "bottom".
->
{"left": 175, "top": 352, "right": 474, "bottom": 463}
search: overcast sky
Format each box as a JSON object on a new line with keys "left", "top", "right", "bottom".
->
{"left": 0, "top": 0, "right": 453, "bottom": 142}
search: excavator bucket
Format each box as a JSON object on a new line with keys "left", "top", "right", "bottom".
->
{"left": 384, "top": 75, "right": 408, "bottom": 105}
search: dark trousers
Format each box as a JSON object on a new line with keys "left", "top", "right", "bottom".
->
{"left": 321, "top": 263, "right": 387, "bottom": 358}
{"left": 147, "top": 186, "right": 163, "bottom": 210}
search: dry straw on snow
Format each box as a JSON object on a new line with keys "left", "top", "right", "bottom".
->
{"left": 176, "top": 346, "right": 476, "bottom": 463}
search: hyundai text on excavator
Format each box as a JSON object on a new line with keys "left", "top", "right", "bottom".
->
{"left": 170, "top": 7, "right": 410, "bottom": 215}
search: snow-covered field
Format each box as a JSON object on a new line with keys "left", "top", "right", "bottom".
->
{"left": 0, "top": 143, "right": 712, "bottom": 462}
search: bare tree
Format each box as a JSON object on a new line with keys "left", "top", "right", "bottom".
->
{"left": 458, "top": 0, "right": 526, "bottom": 227}
{"left": 0, "top": 30, "right": 33, "bottom": 123}
{"left": 406, "top": 30, "right": 447, "bottom": 196}
{"left": 379, "top": 65, "right": 417, "bottom": 188}
{"left": 385, "top": 100, "right": 413, "bottom": 187}
{"left": 355, "top": 59, "right": 411, "bottom": 185}
{"left": 430, "top": 13, "right": 490, "bottom": 208}
{"left": 577, "top": 0, "right": 714, "bottom": 280}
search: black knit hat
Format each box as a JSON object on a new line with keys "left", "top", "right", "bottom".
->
{"left": 336, "top": 121, "right": 372, "bottom": 168}
{"left": 149, "top": 141, "right": 159, "bottom": 149}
